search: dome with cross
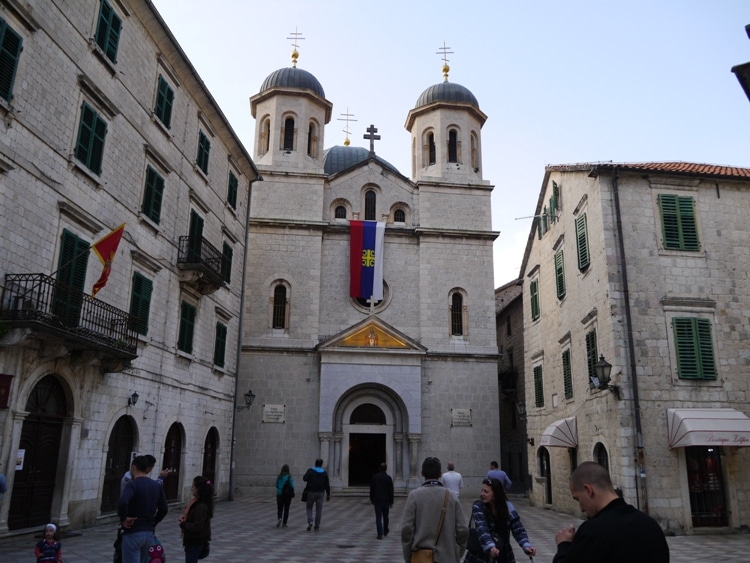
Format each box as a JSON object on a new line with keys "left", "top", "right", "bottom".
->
{"left": 322, "top": 146, "right": 400, "bottom": 176}
{"left": 414, "top": 81, "right": 479, "bottom": 109}
{"left": 259, "top": 67, "right": 325, "bottom": 98}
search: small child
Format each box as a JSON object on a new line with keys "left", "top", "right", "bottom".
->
{"left": 34, "top": 523, "right": 62, "bottom": 562}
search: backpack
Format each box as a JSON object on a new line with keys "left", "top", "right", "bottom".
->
{"left": 282, "top": 477, "right": 295, "bottom": 499}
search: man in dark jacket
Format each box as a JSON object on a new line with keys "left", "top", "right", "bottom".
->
{"left": 553, "top": 461, "right": 669, "bottom": 562}
{"left": 118, "top": 455, "right": 168, "bottom": 563}
{"left": 370, "top": 462, "right": 394, "bottom": 539}
{"left": 303, "top": 458, "right": 330, "bottom": 532}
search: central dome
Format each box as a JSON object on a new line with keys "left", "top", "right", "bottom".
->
{"left": 323, "top": 146, "right": 400, "bottom": 176}
{"left": 415, "top": 81, "right": 479, "bottom": 109}
{"left": 259, "top": 67, "right": 325, "bottom": 98}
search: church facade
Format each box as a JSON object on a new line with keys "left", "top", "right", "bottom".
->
{"left": 234, "top": 56, "right": 501, "bottom": 493}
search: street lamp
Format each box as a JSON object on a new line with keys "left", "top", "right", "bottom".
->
{"left": 592, "top": 355, "right": 620, "bottom": 400}
{"left": 238, "top": 389, "right": 256, "bottom": 410}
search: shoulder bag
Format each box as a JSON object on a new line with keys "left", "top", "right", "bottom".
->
{"left": 411, "top": 489, "right": 450, "bottom": 563}
{"left": 466, "top": 514, "right": 483, "bottom": 556}
{"left": 300, "top": 487, "right": 308, "bottom": 502}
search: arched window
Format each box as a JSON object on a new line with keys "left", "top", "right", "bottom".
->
{"left": 262, "top": 118, "right": 270, "bottom": 154}
{"left": 307, "top": 122, "right": 317, "bottom": 157}
{"left": 594, "top": 443, "right": 609, "bottom": 471}
{"left": 365, "top": 190, "right": 376, "bottom": 221}
{"left": 448, "top": 129, "right": 458, "bottom": 163}
{"left": 470, "top": 132, "right": 478, "bottom": 170}
{"left": 428, "top": 133, "right": 436, "bottom": 165}
{"left": 450, "top": 292, "right": 464, "bottom": 336}
{"left": 335, "top": 205, "right": 347, "bottom": 219}
{"left": 394, "top": 209, "right": 405, "bottom": 223}
{"left": 283, "top": 117, "right": 295, "bottom": 151}
{"left": 272, "top": 284, "right": 287, "bottom": 329}
{"left": 350, "top": 403, "right": 386, "bottom": 424}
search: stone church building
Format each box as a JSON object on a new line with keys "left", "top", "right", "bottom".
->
{"left": 233, "top": 52, "right": 501, "bottom": 493}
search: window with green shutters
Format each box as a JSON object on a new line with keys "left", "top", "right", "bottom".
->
{"left": 221, "top": 242, "right": 233, "bottom": 284}
{"left": 141, "top": 166, "right": 164, "bottom": 224}
{"left": 213, "top": 322, "right": 227, "bottom": 367}
{"left": 178, "top": 301, "right": 196, "bottom": 354}
{"left": 585, "top": 329, "right": 598, "bottom": 387}
{"left": 196, "top": 131, "right": 210, "bottom": 174}
{"left": 154, "top": 75, "right": 174, "bottom": 129}
{"left": 658, "top": 194, "right": 700, "bottom": 251}
{"left": 227, "top": 171, "right": 238, "bottom": 209}
{"left": 555, "top": 250, "right": 566, "bottom": 299}
{"left": 75, "top": 102, "right": 107, "bottom": 175}
{"left": 95, "top": 0, "right": 122, "bottom": 64}
{"left": 530, "top": 279, "right": 540, "bottom": 321}
{"left": 53, "top": 230, "right": 89, "bottom": 326}
{"left": 129, "top": 273, "right": 152, "bottom": 336}
{"left": 534, "top": 365, "right": 544, "bottom": 407}
{"left": 0, "top": 18, "right": 22, "bottom": 102}
{"left": 562, "top": 349, "right": 573, "bottom": 399}
{"left": 673, "top": 317, "right": 716, "bottom": 380}
{"left": 575, "top": 214, "right": 590, "bottom": 271}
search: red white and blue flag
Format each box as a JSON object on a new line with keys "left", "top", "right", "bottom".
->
{"left": 349, "top": 220, "right": 385, "bottom": 300}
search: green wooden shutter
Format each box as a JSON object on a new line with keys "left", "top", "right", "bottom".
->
{"left": 54, "top": 230, "right": 89, "bottom": 326}
{"left": 575, "top": 214, "right": 590, "bottom": 271}
{"left": 585, "top": 330, "right": 598, "bottom": 385}
{"left": 129, "top": 273, "right": 152, "bottom": 336}
{"left": 221, "top": 242, "right": 233, "bottom": 284}
{"left": 695, "top": 318, "right": 716, "bottom": 379}
{"left": 678, "top": 196, "right": 700, "bottom": 250}
{"left": 674, "top": 317, "right": 716, "bottom": 380}
{"left": 555, "top": 250, "right": 566, "bottom": 299}
{"left": 562, "top": 349, "right": 573, "bottom": 399}
{"left": 227, "top": 171, "right": 238, "bottom": 209}
{"left": 530, "top": 279, "right": 540, "bottom": 321}
{"left": 141, "top": 166, "right": 164, "bottom": 224}
{"left": 213, "top": 322, "right": 227, "bottom": 367}
{"left": 154, "top": 75, "right": 173, "bottom": 128}
{"left": 178, "top": 301, "right": 196, "bottom": 354}
{"left": 187, "top": 210, "right": 204, "bottom": 262}
{"left": 0, "top": 19, "right": 22, "bottom": 102}
{"left": 534, "top": 365, "right": 544, "bottom": 407}
{"left": 75, "top": 102, "right": 107, "bottom": 175}
{"left": 659, "top": 194, "right": 700, "bottom": 251}
{"left": 96, "top": 0, "right": 121, "bottom": 63}
{"left": 197, "top": 131, "right": 210, "bottom": 174}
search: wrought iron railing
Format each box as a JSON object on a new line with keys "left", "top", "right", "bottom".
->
{"left": 177, "top": 236, "right": 224, "bottom": 283}
{"left": 0, "top": 273, "right": 137, "bottom": 357}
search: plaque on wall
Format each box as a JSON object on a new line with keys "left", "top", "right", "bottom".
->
{"left": 450, "top": 408, "right": 472, "bottom": 427}
{"left": 262, "top": 404, "right": 286, "bottom": 423}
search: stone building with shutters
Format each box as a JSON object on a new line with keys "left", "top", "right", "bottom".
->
{"left": 232, "top": 50, "right": 501, "bottom": 494}
{"left": 520, "top": 162, "right": 750, "bottom": 534}
{"left": 0, "top": 0, "right": 259, "bottom": 533}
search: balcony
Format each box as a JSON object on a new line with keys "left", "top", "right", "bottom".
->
{"left": 0, "top": 273, "right": 138, "bottom": 370}
{"left": 176, "top": 236, "right": 225, "bottom": 295}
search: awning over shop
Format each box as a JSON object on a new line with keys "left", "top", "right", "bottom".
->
{"left": 667, "top": 408, "right": 750, "bottom": 449}
{"left": 540, "top": 416, "right": 578, "bottom": 448}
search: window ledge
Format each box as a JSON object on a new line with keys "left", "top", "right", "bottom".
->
{"left": 87, "top": 39, "right": 118, "bottom": 76}
{"left": 225, "top": 201, "right": 238, "bottom": 219}
{"left": 176, "top": 349, "right": 194, "bottom": 361}
{"left": 658, "top": 248, "right": 706, "bottom": 258}
{"left": 137, "top": 213, "right": 161, "bottom": 234}
{"left": 68, "top": 155, "right": 104, "bottom": 188}
{"left": 0, "top": 97, "right": 16, "bottom": 128}
{"left": 212, "top": 365, "right": 229, "bottom": 376}
{"left": 151, "top": 113, "right": 173, "bottom": 139}
{"left": 193, "top": 163, "right": 210, "bottom": 184}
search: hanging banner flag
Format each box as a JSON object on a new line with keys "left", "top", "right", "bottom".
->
{"left": 91, "top": 223, "right": 125, "bottom": 297}
{"left": 349, "top": 220, "right": 385, "bottom": 301}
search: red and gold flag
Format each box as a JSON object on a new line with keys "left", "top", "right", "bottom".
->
{"left": 91, "top": 223, "right": 125, "bottom": 296}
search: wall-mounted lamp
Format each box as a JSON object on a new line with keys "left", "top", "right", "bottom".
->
{"left": 527, "top": 438, "right": 535, "bottom": 446}
{"left": 237, "top": 389, "right": 256, "bottom": 411}
{"left": 516, "top": 403, "right": 527, "bottom": 417}
{"left": 127, "top": 391, "right": 139, "bottom": 406}
{"left": 591, "top": 355, "right": 621, "bottom": 400}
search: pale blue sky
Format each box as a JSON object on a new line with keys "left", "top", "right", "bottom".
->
{"left": 152, "top": 0, "right": 750, "bottom": 286}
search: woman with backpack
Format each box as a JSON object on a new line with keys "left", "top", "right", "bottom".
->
{"left": 275, "top": 464, "right": 295, "bottom": 528}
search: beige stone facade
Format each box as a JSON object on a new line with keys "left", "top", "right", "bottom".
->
{"left": 0, "top": 0, "right": 258, "bottom": 533}
{"left": 520, "top": 162, "right": 750, "bottom": 534}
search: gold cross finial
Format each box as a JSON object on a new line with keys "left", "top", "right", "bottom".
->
{"left": 337, "top": 108, "right": 357, "bottom": 146}
{"left": 436, "top": 41, "right": 453, "bottom": 82}
{"left": 287, "top": 28, "right": 305, "bottom": 67}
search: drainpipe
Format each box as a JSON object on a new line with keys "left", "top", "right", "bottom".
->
{"left": 228, "top": 176, "right": 256, "bottom": 501}
{"left": 611, "top": 167, "right": 647, "bottom": 513}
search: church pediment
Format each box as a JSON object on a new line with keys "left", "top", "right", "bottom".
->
{"left": 317, "top": 317, "right": 426, "bottom": 352}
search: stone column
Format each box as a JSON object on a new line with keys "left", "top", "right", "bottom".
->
{"left": 408, "top": 434, "right": 422, "bottom": 488}
{"left": 54, "top": 416, "right": 83, "bottom": 528}
{"left": 330, "top": 432, "right": 343, "bottom": 489}
{"left": 0, "top": 410, "right": 29, "bottom": 533}
{"left": 394, "top": 432, "right": 406, "bottom": 489}
{"left": 318, "top": 432, "right": 332, "bottom": 469}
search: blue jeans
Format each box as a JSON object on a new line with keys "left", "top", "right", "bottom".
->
{"left": 184, "top": 543, "right": 203, "bottom": 563}
{"left": 374, "top": 501, "right": 390, "bottom": 536}
{"left": 121, "top": 530, "right": 153, "bottom": 563}
{"left": 306, "top": 490, "right": 325, "bottom": 528}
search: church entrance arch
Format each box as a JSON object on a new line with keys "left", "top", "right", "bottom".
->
{"left": 8, "top": 374, "right": 69, "bottom": 530}
{"left": 101, "top": 416, "right": 136, "bottom": 513}
{"left": 337, "top": 388, "right": 405, "bottom": 489}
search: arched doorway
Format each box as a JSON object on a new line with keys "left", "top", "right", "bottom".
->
{"left": 538, "top": 447, "right": 552, "bottom": 505}
{"left": 101, "top": 416, "right": 136, "bottom": 513}
{"left": 162, "top": 423, "right": 183, "bottom": 501}
{"left": 202, "top": 427, "right": 219, "bottom": 487}
{"left": 348, "top": 404, "right": 386, "bottom": 486}
{"left": 8, "top": 375, "right": 68, "bottom": 530}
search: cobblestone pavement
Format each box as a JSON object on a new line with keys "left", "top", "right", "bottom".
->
{"left": 2, "top": 494, "right": 749, "bottom": 562}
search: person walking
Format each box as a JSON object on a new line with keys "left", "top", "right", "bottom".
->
{"left": 441, "top": 461, "right": 465, "bottom": 499}
{"left": 401, "top": 456, "right": 468, "bottom": 562}
{"left": 303, "top": 458, "right": 330, "bottom": 532}
{"left": 464, "top": 478, "right": 536, "bottom": 562}
{"left": 553, "top": 461, "right": 669, "bottom": 562}
{"left": 275, "top": 464, "right": 295, "bottom": 528}
{"left": 118, "top": 455, "right": 169, "bottom": 563}
{"left": 370, "top": 462, "right": 394, "bottom": 539}
{"left": 179, "top": 476, "right": 213, "bottom": 563}
{"left": 486, "top": 461, "right": 512, "bottom": 492}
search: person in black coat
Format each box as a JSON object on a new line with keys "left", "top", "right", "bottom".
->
{"left": 179, "top": 476, "right": 213, "bottom": 563}
{"left": 369, "top": 462, "right": 394, "bottom": 539}
{"left": 553, "top": 461, "right": 669, "bottom": 563}
{"left": 303, "top": 458, "right": 330, "bottom": 532}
